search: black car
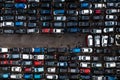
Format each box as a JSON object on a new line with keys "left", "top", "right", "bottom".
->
{"left": 15, "top": 29, "right": 26, "bottom": 34}
{"left": 27, "top": 9, "right": 37, "bottom": 14}
{"left": 16, "top": 9, "right": 27, "bottom": 14}
{"left": 59, "top": 75, "right": 69, "bottom": 79}
{"left": 3, "top": 16, "right": 14, "bottom": 21}
{"left": 57, "top": 48, "right": 67, "bottom": 53}
{"left": 40, "top": 16, "right": 52, "bottom": 21}
{"left": 79, "top": 16, "right": 90, "bottom": 20}
{"left": 67, "top": 16, "right": 78, "bottom": 21}
{"left": 28, "top": 3, "right": 39, "bottom": 8}
{"left": 4, "top": 9, "right": 14, "bottom": 14}
{"left": 59, "top": 56, "right": 70, "bottom": 61}
{"left": 54, "top": 3, "right": 64, "bottom": 8}
{"left": 67, "top": 3, "right": 77, "bottom": 9}
{"left": 41, "top": 3, "right": 51, "bottom": 8}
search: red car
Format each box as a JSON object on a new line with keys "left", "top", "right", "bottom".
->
{"left": 95, "top": 10, "right": 102, "bottom": 14}
{"left": 80, "top": 68, "right": 91, "bottom": 74}
{"left": 34, "top": 61, "right": 44, "bottom": 66}
{"left": 0, "top": 60, "right": 9, "bottom": 65}
{"left": 42, "top": 28, "right": 53, "bottom": 33}
{"left": 24, "top": 67, "right": 32, "bottom": 72}
{"left": 15, "top": 0, "right": 27, "bottom": 2}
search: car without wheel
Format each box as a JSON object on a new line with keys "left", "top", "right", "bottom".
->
{"left": 102, "top": 35, "right": 108, "bottom": 47}
{"left": 105, "top": 62, "right": 116, "bottom": 68}
{"left": 11, "top": 66, "right": 22, "bottom": 72}
{"left": 2, "top": 22, "right": 14, "bottom": 27}
{"left": 80, "top": 62, "right": 90, "bottom": 68}
{"left": 46, "top": 74, "right": 58, "bottom": 79}
{"left": 10, "top": 74, "right": 22, "bottom": 79}
{"left": 103, "top": 27, "right": 114, "bottom": 33}
{"left": 91, "top": 29, "right": 102, "bottom": 34}
{"left": 95, "top": 35, "right": 101, "bottom": 47}
{"left": 79, "top": 56, "right": 91, "bottom": 61}
{"left": 81, "top": 48, "right": 93, "bottom": 53}
{"left": 87, "top": 35, "right": 93, "bottom": 47}
{"left": 115, "top": 34, "right": 120, "bottom": 46}
{"left": 47, "top": 67, "right": 56, "bottom": 73}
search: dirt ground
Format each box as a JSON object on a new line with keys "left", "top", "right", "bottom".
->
{"left": 0, "top": 34, "right": 86, "bottom": 48}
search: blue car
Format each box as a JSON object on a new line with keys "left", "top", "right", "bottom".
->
{"left": 2, "top": 73, "right": 9, "bottom": 78}
{"left": 67, "top": 28, "right": 80, "bottom": 33}
{"left": 106, "top": 76, "right": 117, "bottom": 80}
{"left": 71, "top": 48, "right": 81, "bottom": 53}
{"left": 81, "top": 2, "right": 90, "bottom": 8}
{"left": 54, "top": 10, "right": 65, "bottom": 15}
{"left": 80, "top": 75, "right": 90, "bottom": 79}
{"left": 15, "top": 3, "right": 26, "bottom": 9}
{"left": 34, "top": 74, "right": 42, "bottom": 79}
{"left": 40, "top": 10, "right": 51, "bottom": 14}
{"left": 57, "top": 62, "right": 68, "bottom": 67}
{"left": 33, "top": 48, "right": 45, "bottom": 53}
{"left": 15, "top": 22, "right": 24, "bottom": 26}
{"left": 24, "top": 74, "right": 33, "bottom": 79}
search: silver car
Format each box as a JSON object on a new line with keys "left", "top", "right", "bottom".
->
{"left": 94, "top": 35, "right": 101, "bottom": 47}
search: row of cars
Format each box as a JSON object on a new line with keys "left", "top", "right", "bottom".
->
{"left": 0, "top": 73, "right": 118, "bottom": 80}
{"left": 0, "top": 27, "right": 120, "bottom": 34}
{"left": 1, "top": 0, "right": 120, "bottom": 9}
{"left": 0, "top": 60, "right": 120, "bottom": 68}
{"left": 87, "top": 34, "right": 120, "bottom": 47}
{"left": 0, "top": 15, "right": 119, "bottom": 21}
{"left": 0, "top": 47, "right": 120, "bottom": 53}
{"left": 1, "top": 8, "right": 120, "bottom": 15}
{"left": 0, "top": 21, "right": 119, "bottom": 27}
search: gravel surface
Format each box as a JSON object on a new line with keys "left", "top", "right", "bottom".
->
{"left": 0, "top": 34, "right": 86, "bottom": 48}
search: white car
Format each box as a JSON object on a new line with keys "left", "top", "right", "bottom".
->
{"left": 2, "top": 22, "right": 14, "bottom": 27}
{"left": 27, "top": 28, "right": 39, "bottom": 33}
{"left": 53, "top": 0, "right": 65, "bottom": 2}
{"left": 81, "top": 9, "right": 93, "bottom": 15}
{"left": 28, "top": 0, "right": 39, "bottom": 2}
{"left": 10, "top": 74, "right": 22, "bottom": 79}
{"left": 46, "top": 74, "right": 58, "bottom": 79}
{"left": 106, "top": 15, "right": 117, "bottom": 20}
{"left": 115, "top": 34, "right": 120, "bottom": 46}
{"left": 92, "top": 76, "right": 105, "bottom": 80}
{"left": 103, "top": 27, "right": 114, "bottom": 33}
{"left": 105, "top": 21, "right": 117, "bottom": 26}
{"left": 78, "top": 56, "right": 91, "bottom": 61}
{"left": 87, "top": 35, "right": 93, "bottom": 47}
{"left": 92, "top": 63, "right": 102, "bottom": 67}
{"left": 105, "top": 62, "right": 116, "bottom": 68}
{"left": 34, "top": 55, "right": 44, "bottom": 60}
{"left": 53, "top": 29, "right": 64, "bottom": 33}
{"left": 11, "top": 66, "right": 22, "bottom": 72}
{"left": 47, "top": 67, "right": 56, "bottom": 73}
{"left": 106, "top": 9, "right": 119, "bottom": 14}
{"left": 54, "top": 16, "right": 66, "bottom": 21}
{"left": 80, "top": 62, "right": 90, "bottom": 68}
{"left": 94, "top": 3, "right": 106, "bottom": 8}
{"left": 102, "top": 35, "right": 108, "bottom": 47}
{"left": 94, "top": 35, "right": 101, "bottom": 47}
{"left": 0, "top": 48, "right": 8, "bottom": 52}
{"left": 22, "top": 54, "right": 32, "bottom": 59}
{"left": 81, "top": 48, "right": 93, "bottom": 53}
{"left": 91, "top": 29, "right": 102, "bottom": 34}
